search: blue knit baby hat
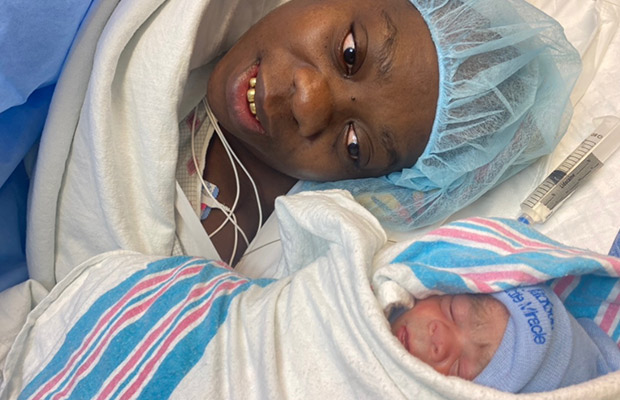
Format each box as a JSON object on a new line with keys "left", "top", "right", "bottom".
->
{"left": 475, "top": 285, "right": 618, "bottom": 393}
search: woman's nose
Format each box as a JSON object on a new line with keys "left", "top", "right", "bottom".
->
{"left": 291, "top": 65, "right": 333, "bottom": 138}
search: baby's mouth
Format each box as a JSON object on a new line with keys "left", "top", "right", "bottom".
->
{"left": 247, "top": 77, "right": 259, "bottom": 121}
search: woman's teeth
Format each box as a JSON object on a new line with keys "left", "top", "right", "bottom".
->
{"left": 247, "top": 77, "right": 258, "bottom": 120}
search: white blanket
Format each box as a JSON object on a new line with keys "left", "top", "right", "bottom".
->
{"left": 3, "top": 191, "right": 620, "bottom": 399}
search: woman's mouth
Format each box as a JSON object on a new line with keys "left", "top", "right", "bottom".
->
{"left": 228, "top": 63, "right": 265, "bottom": 136}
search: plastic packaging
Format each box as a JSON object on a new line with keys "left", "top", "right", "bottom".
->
{"left": 519, "top": 116, "right": 620, "bottom": 225}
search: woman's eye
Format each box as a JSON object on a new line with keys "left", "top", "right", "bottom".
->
{"left": 346, "top": 123, "right": 360, "bottom": 160}
{"left": 342, "top": 31, "right": 356, "bottom": 75}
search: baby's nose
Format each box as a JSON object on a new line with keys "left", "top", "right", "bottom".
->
{"left": 429, "top": 320, "right": 458, "bottom": 363}
{"left": 291, "top": 65, "right": 333, "bottom": 138}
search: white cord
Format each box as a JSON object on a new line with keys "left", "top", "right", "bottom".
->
{"left": 189, "top": 99, "right": 263, "bottom": 264}
{"left": 192, "top": 106, "right": 245, "bottom": 240}
{"left": 190, "top": 104, "right": 243, "bottom": 262}
{"left": 203, "top": 100, "right": 263, "bottom": 233}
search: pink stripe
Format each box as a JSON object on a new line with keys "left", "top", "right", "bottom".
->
{"left": 471, "top": 218, "right": 620, "bottom": 273}
{"left": 431, "top": 226, "right": 564, "bottom": 261}
{"left": 464, "top": 279, "right": 493, "bottom": 292}
{"left": 450, "top": 219, "right": 620, "bottom": 277}
{"left": 214, "top": 260, "right": 234, "bottom": 271}
{"left": 119, "top": 279, "right": 246, "bottom": 399}
{"left": 468, "top": 218, "right": 558, "bottom": 250}
{"left": 432, "top": 225, "right": 558, "bottom": 258}
{"left": 600, "top": 256, "right": 620, "bottom": 275}
{"left": 551, "top": 276, "right": 576, "bottom": 298}
{"left": 599, "top": 291, "right": 620, "bottom": 333}
{"left": 46, "top": 264, "right": 203, "bottom": 400}
{"left": 431, "top": 227, "right": 518, "bottom": 253}
{"left": 98, "top": 275, "right": 238, "bottom": 399}
{"left": 469, "top": 218, "right": 602, "bottom": 258}
{"left": 461, "top": 270, "right": 541, "bottom": 292}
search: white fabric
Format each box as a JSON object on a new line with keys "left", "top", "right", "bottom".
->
{"left": 236, "top": 181, "right": 304, "bottom": 278}
{"left": 0, "top": 280, "right": 47, "bottom": 384}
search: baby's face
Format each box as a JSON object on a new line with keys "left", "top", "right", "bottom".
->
{"left": 390, "top": 294, "right": 508, "bottom": 381}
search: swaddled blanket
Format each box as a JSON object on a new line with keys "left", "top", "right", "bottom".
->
{"left": 3, "top": 191, "right": 620, "bottom": 399}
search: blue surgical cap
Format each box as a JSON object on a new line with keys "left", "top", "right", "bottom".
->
{"left": 302, "top": 0, "right": 581, "bottom": 230}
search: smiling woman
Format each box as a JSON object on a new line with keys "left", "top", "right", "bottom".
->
{"left": 200, "top": 0, "right": 440, "bottom": 263}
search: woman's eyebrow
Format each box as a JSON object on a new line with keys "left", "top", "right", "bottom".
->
{"left": 377, "top": 11, "right": 398, "bottom": 79}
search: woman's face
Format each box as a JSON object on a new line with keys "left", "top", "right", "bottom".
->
{"left": 207, "top": 0, "right": 439, "bottom": 181}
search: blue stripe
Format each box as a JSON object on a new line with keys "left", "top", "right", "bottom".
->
{"left": 19, "top": 256, "right": 193, "bottom": 400}
{"left": 138, "top": 278, "right": 272, "bottom": 399}
{"left": 109, "top": 275, "right": 247, "bottom": 398}
{"left": 450, "top": 218, "right": 567, "bottom": 248}
{"left": 609, "top": 229, "right": 620, "bottom": 258}
{"left": 44, "top": 258, "right": 209, "bottom": 399}
{"left": 66, "top": 260, "right": 225, "bottom": 399}
{"left": 392, "top": 237, "right": 611, "bottom": 294}
{"left": 391, "top": 218, "right": 616, "bottom": 296}
{"left": 20, "top": 257, "right": 273, "bottom": 400}
{"left": 558, "top": 275, "right": 616, "bottom": 321}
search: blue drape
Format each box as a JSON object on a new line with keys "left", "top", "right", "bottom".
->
{"left": 0, "top": 0, "right": 95, "bottom": 290}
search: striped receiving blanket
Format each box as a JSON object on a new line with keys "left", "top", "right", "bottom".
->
{"left": 7, "top": 256, "right": 274, "bottom": 399}
{"left": 373, "top": 216, "right": 620, "bottom": 344}
{"left": 2, "top": 191, "right": 620, "bottom": 399}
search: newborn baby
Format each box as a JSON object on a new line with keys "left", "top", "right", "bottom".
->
{"left": 390, "top": 285, "right": 620, "bottom": 393}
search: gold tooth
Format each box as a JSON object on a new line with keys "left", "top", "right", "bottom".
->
{"left": 249, "top": 102, "right": 257, "bottom": 115}
{"left": 249, "top": 77, "right": 256, "bottom": 88}
{"left": 246, "top": 88, "right": 255, "bottom": 103}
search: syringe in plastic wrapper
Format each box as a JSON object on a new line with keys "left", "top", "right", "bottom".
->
{"left": 518, "top": 116, "right": 620, "bottom": 225}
